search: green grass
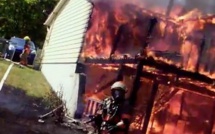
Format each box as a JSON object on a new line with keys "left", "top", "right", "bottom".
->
{"left": 0, "top": 59, "right": 10, "bottom": 80}
{"left": 3, "top": 62, "right": 51, "bottom": 98}
{"left": 0, "top": 59, "right": 60, "bottom": 108}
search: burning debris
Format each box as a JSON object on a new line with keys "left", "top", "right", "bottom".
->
{"left": 76, "top": 0, "right": 215, "bottom": 133}
{"left": 81, "top": 0, "right": 215, "bottom": 78}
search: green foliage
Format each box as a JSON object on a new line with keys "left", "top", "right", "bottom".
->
{"left": 0, "top": 0, "right": 59, "bottom": 48}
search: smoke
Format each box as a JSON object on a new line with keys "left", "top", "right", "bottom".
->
{"left": 90, "top": 0, "right": 169, "bottom": 12}
{"left": 90, "top": 0, "right": 215, "bottom": 15}
{"left": 184, "top": 0, "right": 215, "bottom": 14}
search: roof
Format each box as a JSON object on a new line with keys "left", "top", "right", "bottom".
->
{"left": 44, "top": 0, "right": 69, "bottom": 26}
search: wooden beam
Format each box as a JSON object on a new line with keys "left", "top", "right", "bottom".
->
{"left": 207, "top": 99, "right": 215, "bottom": 134}
{"left": 140, "top": 57, "right": 215, "bottom": 85}
{"left": 142, "top": 18, "right": 158, "bottom": 50}
{"left": 129, "top": 61, "right": 144, "bottom": 106}
{"left": 129, "top": 17, "right": 158, "bottom": 106}
{"left": 122, "top": 65, "right": 215, "bottom": 97}
{"left": 154, "top": 88, "right": 180, "bottom": 114}
{"left": 195, "top": 37, "right": 206, "bottom": 72}
{"left": 142, "top": 79, "right": 159, "bottom": 134}
{"left": 140, "top": 71, "right": 215, "bottom": 97}
{"left": 162, "top": 0, "right": 174, "bottom": 37}
{"left": 84, "top": 57, "right": 138, "bottom": 64}
{"left": 109, "top": 24, "right": 126, "bottom": 58}
{"left": 84, "top": 56, "right": 215, "bottom": 97}
{"left": 84, "top": 56, "right": 215, "bottom": 85}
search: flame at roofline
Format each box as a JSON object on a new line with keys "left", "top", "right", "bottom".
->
{"left": 80, "top": 0, "right": 215, "bottom": 80}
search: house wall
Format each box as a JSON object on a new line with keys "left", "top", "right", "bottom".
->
{"left": 41, "top": 0, "right": 93, "bottom": 117}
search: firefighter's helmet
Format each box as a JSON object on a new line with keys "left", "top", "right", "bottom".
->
{"left": 111, "top": 81, "right": 127, "bottom": 92}
{"left": 23, "top": 36, "right": 31, "bottom": 41}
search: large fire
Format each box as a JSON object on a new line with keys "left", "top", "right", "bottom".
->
{"left": 81, "top": 0, "right": 215, "bottom": 78}
{"left": 81, "top": 1, "right": 215, "bottom": 133}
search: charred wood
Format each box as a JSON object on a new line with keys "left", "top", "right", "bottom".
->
{"left": 129, "top": 17, "right": 157, "bottom": 106}
{"left": 140, "top": 8, "right": 178, "bottom": 26}
{"left": 195, "top": 36, "right": 205, "bottom": 72}
{"left": 97, "top": 65, "right": 124, "bottom": 92}
{"left": 207, "top": 100, "right": 215, "bottom": 134}
{"left": 84, "top": 57, "right": 138, "bottom": 64}
{"left": 179, "top": 92, "right": 185, "bottom": 120}
{"left": 141, "top": 56, "right": 215, "bottom": 85}
{"left": 121, "top": 65, "right": 215, "bottom": 97}
{"left": 171, "top": 80, "right": 215, "bottom": 97}
{"left": 84, "top": 56, "right": 215, "bottom": 85}
{"left": 154, "top": 88, "right": 180, "bottom": 114}
{"left": 140, "top": 70, "right": 215, "bottom": 97}
{"left": 153, "top": 50, "right": 182, "bottom": 60}
{"left": 129, "top": 61, "right": 144, "bottom": 106}
{"left": 116, "top": 64, "right": 124, "bottom": 81}
{"left": 210, "top": 62, "right": 215, "bottom": 75}
{"left": 142, "top": 18, "right": 158, "bottom": 51}
{"left": 142, "top": 80, "right": 159, "bottom": 134}
{"left": 166, "top": 0, "right": 174, "bottom": 17}
{"left": 162, "top": 0, "right": 174, "bottom": 38}
{"left": 109, "top": 24, "right": 127, "bottom": 59}
{"left": 38, "top": 104, "right": 64, "bottom": 122}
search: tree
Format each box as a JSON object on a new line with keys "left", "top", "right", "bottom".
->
{"left": 0, "top": 0, "right": 59, "bottom": 48}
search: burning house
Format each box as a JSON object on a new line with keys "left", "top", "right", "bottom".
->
{"left": 41, "top": 0, "right": 215, "bottom": 133}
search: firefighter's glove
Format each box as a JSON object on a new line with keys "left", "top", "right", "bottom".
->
{"left": 108, "top": 125, "right": 117, "bottom": 132}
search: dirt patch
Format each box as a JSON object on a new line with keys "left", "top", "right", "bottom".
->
{"left": 0, "top": 85, "right": 48, "bottom": 119}
{"left": 0, "top": 85, "right": 87, "bottom": 134}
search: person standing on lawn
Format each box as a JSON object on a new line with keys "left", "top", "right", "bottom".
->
{"left": 20, "top": 36, "right": 31, "bottom": 66}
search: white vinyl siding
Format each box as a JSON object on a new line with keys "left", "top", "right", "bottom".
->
{"left": 41, "top": 0, "right": 92, "bottom": 117}
{"left": 42, "top": 0, "right": 92, "bottom": 63}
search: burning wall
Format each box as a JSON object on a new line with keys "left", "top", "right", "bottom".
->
{"left": 150, "top": 90, "right": 215, "bottom": 134}
{"left": 83, "top": 64, "right": 215, "bottom": 133}
{"left": 81, "top": 0, "right": 215, "bottom": 77}
{"left": 78, "top": 0, "right": 215, "bottom": 133}
{"left": 84, "top": 64, "right": 135, "bottom": 101}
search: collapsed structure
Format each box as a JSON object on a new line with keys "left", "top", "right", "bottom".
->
{"left": 42, "top": 0, "right": 215, "bottom": 133}
{"left": 78, "top": 1, "right": 215, "bottom": 134}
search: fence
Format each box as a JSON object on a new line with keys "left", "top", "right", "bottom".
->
{"left": 83, "top": 98, "right": 102, "bottom": 117}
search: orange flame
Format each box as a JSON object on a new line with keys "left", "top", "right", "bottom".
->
{"left": 81, "top": 1, "right": 215, "bottom": 78}
{"left": 180, "top": 41, "right": 198, "bottom": 70}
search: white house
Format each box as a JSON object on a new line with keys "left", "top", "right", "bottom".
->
{"left": 41, "top": 0, "right": 93, "bottom": 117}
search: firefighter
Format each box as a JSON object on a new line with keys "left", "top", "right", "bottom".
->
{"left": 86, "top": 81, "right": 131, "bottom": 134}
{"left": 20, "top": 36, "right": 31, "bottom": 66}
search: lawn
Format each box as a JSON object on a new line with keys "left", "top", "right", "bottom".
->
{"left": 2, "top": 60, "right": 51, "bottom": 98}
{"left": 0, "top": 59, "right": 10, "bottom": 80}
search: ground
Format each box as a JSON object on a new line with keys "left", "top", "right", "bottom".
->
{"left": 0, "top": 59, "right": 10, "bottom": 79}
{"left": 0, "top": 60, "right": 87, "bottom": 134}
{"left": 0, "top": 85, "right": 87, "bottom": 134}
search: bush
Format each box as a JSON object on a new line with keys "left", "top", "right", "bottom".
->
{"left": 42, "top": 88, "right": 64, "bottom": 109}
